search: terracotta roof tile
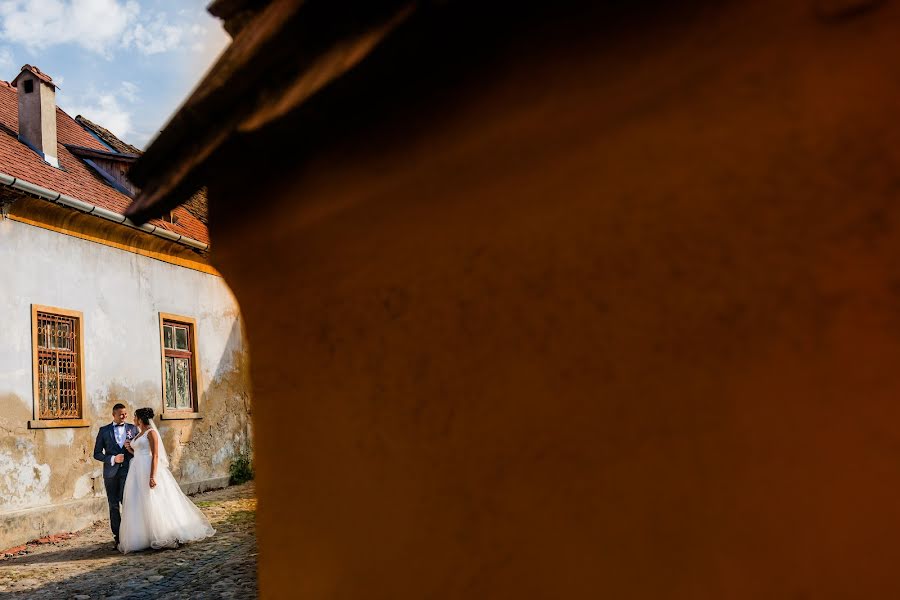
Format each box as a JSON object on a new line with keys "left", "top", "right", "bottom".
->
{"left": 0, "top": 79, "right": 209, "bottom": 246}
{"left": 183, "top": 187, "right": 209, "bottom": 225}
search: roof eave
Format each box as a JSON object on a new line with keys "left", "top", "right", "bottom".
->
{"left": 65, "top": 144, "right": 140, "bottom": 162}
{"left": 0, "top": 170, "right": 209, "bottom": 251}
{"left": 126, "top": 0, "right": 416, "bottom": 224}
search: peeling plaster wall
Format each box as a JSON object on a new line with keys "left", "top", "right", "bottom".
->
{"left": 0, "top": 217, "right": 252, "bottom": 548}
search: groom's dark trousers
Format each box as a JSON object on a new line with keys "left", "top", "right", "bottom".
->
{"left": 93, "top": 423, "right": 138, "bottom": 541}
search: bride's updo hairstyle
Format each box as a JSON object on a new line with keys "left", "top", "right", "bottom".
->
{"left": 135, "top": 407, "right": 155, "bottom": 426}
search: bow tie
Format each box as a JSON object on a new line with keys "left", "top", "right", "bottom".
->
{"left": 115, "top": 424, "right": 125, "bottom": 427}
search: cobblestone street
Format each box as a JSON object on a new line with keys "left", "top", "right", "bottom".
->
{"left": 0, "top": 482, "right": 257, "bottom": 599}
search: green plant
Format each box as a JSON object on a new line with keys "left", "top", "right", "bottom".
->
{"left": 229, "top": 450, "right": 254, "bottom": 485}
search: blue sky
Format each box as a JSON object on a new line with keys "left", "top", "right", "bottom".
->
{"left": 0, "top": 0, "right": 229, "bottom": 149}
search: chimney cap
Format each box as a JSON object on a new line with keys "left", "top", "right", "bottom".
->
{"left": 11, "top": 64, "right": 58, "bottom": 90}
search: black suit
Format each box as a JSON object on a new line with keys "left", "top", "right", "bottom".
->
{"left": 93, "top": 422, "right": 139, "bottom": 541}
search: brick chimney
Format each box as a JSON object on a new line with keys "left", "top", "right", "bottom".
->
{"left": 11, "top": 65, "right": 59, "bottom": 168}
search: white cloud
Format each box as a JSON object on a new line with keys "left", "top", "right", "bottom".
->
{"left": 121, "top": 14, "right": 184, "bottom": 55}
{"left": 189, "top": 24, "right": 206, "bottom": 53}
{"left": 120, "top": 80, "right": 138, "bottom": 102}
{"left": 0, "top": 0, "right": 139, "bottom": 55}
{"left": 0, "top": 1, "right": 196, "bottom": 57}
{"left": 0, "top": 45, "right": 13, "bottom": 73}
{"left": 65, "top": 90, "right": 133, "bottom": 139}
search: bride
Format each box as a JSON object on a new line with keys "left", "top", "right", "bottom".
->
{"left": 118, "top": 407, "right": 215, "bottom": 553}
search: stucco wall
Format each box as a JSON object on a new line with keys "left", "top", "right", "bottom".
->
{"left": 0, "top": 216, "right": 251, "bottom": 549}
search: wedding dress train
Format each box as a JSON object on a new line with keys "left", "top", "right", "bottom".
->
{"left": 118, "top": 423, "right": 215, "bottom": 553}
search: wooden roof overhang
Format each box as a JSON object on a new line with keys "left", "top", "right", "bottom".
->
{"left": 125, "top": 0, "right": 416, "bottom": 224}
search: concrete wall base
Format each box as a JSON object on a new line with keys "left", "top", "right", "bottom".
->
{"left": 0, "top": 476, "right": 234, "bottom": 550}
{"left": 180, "top": 475, "right": 231, "bottom": 496}
{"left": 0, "top": 496, "right": 108, "bottom": 551}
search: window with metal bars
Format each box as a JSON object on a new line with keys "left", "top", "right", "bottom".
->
{"left": 162, "top": 319, "right": 196, "bottom": 411}
{"left": 34, "top": 310, "right": 83, "bottom": 420}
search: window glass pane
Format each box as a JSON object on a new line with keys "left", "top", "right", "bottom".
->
{"left": 58, "top": 353, "right": 76, "bottom": 417}
{"left": 163, "top": 325, "right": 174, "bottom": 350}
{"left": 165, "top": 357, "right": 176, "bottom": 409}
{"left": 57, "top": 323, "right": 71, "bottom": 351}
{"left": 42, "top": 362, "right": 58, "bottom": 415}
{"left": 175, "top": 358, "right": 191, "bottom": 409}
{"left": 38, "top": 323, "right": 47, "bottom": 349}
{"left": 175, "top": 327, "right": 189, "bottom": 351}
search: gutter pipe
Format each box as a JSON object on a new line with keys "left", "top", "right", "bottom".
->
{"left": 0, "top": 171, "right": 209, "bottom": 251}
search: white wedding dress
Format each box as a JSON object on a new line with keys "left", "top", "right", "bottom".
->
{"left": 118, "top": 422, "right": 215, "bottom": 553}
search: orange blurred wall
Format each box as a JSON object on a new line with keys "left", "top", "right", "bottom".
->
{"left": 206, "top": 0, "right": 900, "bottom": 596}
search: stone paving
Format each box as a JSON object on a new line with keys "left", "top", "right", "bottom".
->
{"left": 0, "top": 482, "right": 257, "bottom": 599}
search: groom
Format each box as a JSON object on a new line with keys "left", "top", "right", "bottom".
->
{"left": 93, "top": 403, "right": 139, "bottom": 547}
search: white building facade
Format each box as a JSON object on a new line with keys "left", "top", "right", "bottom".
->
{"left": 0, "top": 65, "right": 252, "bottom": 550}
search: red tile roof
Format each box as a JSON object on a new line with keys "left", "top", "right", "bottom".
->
{"left": 0, "top": 78, "right": 209, "bottom": 246}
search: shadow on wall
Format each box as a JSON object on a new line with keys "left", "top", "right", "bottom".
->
{"left": 159, "top": 317, "right": 253, "bottom": 488}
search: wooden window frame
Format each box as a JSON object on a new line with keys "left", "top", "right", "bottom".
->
{"left": 29, "top": 304, "right": 89, "bottom": 429}
{"left": 158, "top": 313, "right": 203, "bottom": 420}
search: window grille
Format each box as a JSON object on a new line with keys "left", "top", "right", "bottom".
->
{"left": 36, "top": 311, "right": 81, "bottom": 419}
